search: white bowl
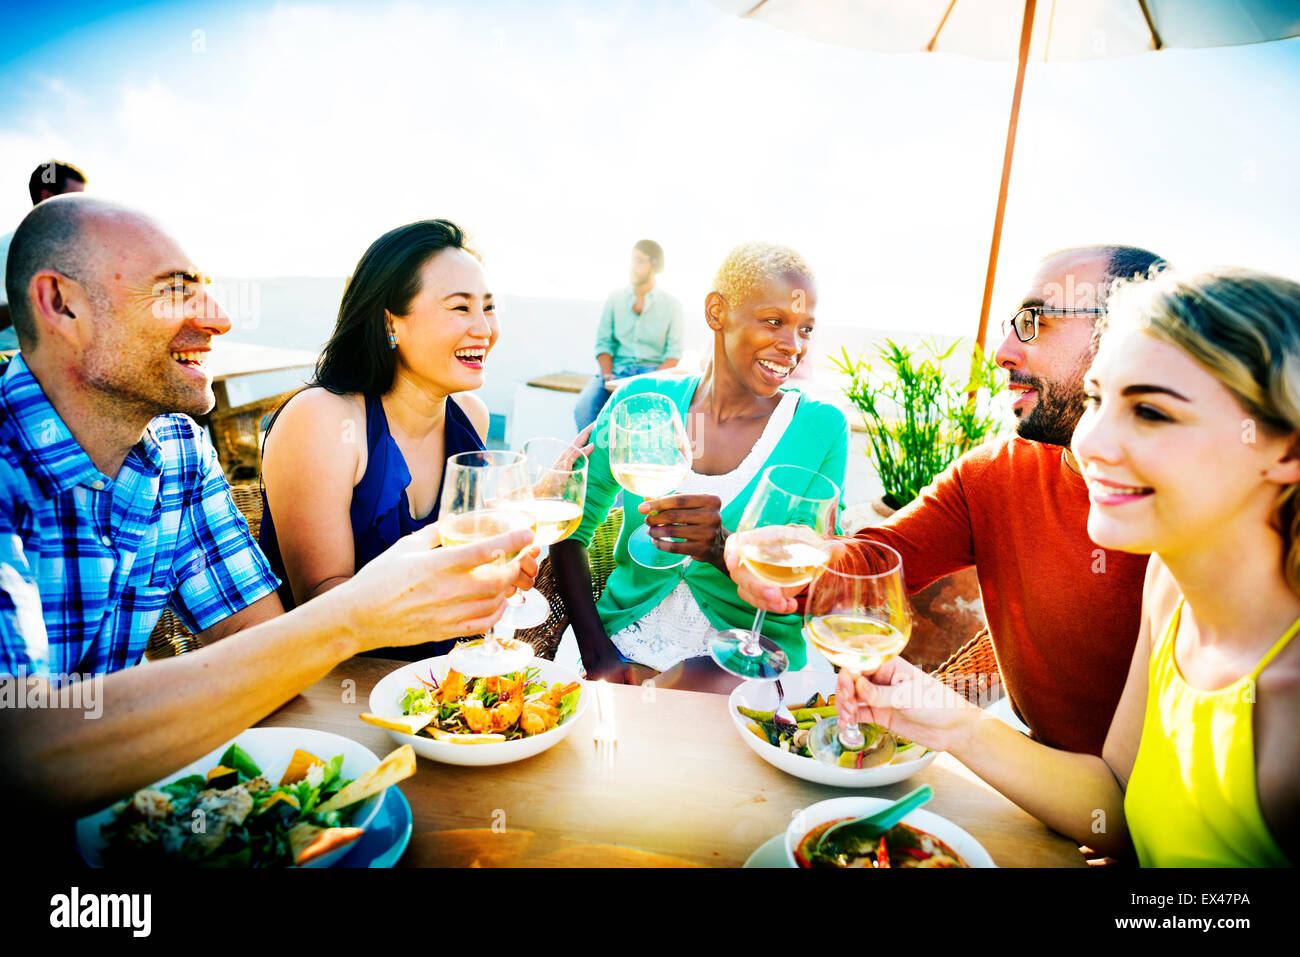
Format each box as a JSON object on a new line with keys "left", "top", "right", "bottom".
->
{"left": 367, "top": 654, "right": 589, "bottom": 767}
{"left": 77, "top": 727, "right": 383, "bottom": 868}
{"left": 784, "top": 796, "right": 997, "bottom": 868}
{"left": 728, "top": 670, "right": 936, "bottom": 788}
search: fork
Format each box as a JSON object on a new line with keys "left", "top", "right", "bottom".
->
{"left": 772, "top": 679, "right": 799, "bottom": 736}
{"left": 592, "top": 680, "right": 617, "bottom": 769}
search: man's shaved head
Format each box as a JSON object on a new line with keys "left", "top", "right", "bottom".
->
{"left": 4, "top": 195, "right": 156, "bottom": 348}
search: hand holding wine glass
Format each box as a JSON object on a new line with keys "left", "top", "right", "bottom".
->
{"left": 709, "top": 465, "right": 839, "bottom": 680}
{"left": 803, "top": 541, "right": 915, "bottom": 765}
{"left": 506, "top": 436, "right": 589, "bottom": 628}
{"left": 439, "top": 450, "right": 537, "bottom": 676}
{"left": 723, "top": 534, "right": 849, "bottom": 614}
{"left": 835, "top": 659, "right": 984, "bottom": 756}
{"left": 608, "top": 393, "right": 694, "bottom": 570}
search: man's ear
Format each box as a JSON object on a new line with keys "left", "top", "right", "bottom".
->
{"left": 704, "top": 291, "right": 726, "bottom": 332}
{"left": 28, "top": 271, "right": 90, "bottom": 347}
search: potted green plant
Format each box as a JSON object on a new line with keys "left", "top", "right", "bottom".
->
{"left": 832, "top": 339, "right": 1004, "bottom": 511}
{"left": 830, "top": 339, "right": 1004, "bottom": 670}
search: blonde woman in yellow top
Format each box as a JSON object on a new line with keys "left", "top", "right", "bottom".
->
{"left": 838, "top": 268, "right": 1299, "bottom": 866}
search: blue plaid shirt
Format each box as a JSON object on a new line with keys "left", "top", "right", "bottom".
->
{"left": 0, "top": 355, "right": 280, "bottom": 677}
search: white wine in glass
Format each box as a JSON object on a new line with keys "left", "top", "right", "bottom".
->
{"left": 608, "top": 393, "right": 693, "bottom": 570}
{"left": 439, "top": 509, "right": 534, "bottom": 557}
{"left": 804, "top": 541, "right": 913, "bottom": 766}
{"left": 738, "top": 524, "right": 833, "bottom": 589}
{"left": 525, "top": 497, "right": 585, "bottom": 547}
{"left": 709, "top": 465, "right": 839, "bottom": 680}
{"left": 502, "top": 437, "right": 589, "bottom": 629}
{"left": 806, "top": 613, "right": 910, "bottom": 673}
{"left": 609, "top": 461, "right": 689, "bottom": 499}
{"left": 439, "top": 450, "right": 536, "bottom": 676}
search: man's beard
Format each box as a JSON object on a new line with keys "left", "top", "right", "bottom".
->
{"left": 84, "top": 331, "right": 214, "bottom": 421}
{"left": 1012, "top": 373, "right": 1086, "bottom": 448}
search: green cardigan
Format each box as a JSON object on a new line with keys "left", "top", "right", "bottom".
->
{"left": 572, "top": 373, "right": 849, "bottom": 670}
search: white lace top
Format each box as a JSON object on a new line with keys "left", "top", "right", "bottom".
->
{"left": 606, "top": 390, "right": 800, "bottom": 671}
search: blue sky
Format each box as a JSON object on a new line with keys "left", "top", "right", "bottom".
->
{"left": 2, "top": 0, "right": 1298, "bottom": 338}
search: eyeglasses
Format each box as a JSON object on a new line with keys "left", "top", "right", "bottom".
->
{"left": 1001, "top": 306, "right": 1106, "bottom": 343}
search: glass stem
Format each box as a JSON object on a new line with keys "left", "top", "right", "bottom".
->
{"left": 491, "top": 603, "right": 517, "bottom": 649}
{"left": 739, "top": 609, "right": 766, "bottom": 657}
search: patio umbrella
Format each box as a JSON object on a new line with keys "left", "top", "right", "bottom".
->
{"left": 716, "top": 0, "right": 1300, "bottom": 352}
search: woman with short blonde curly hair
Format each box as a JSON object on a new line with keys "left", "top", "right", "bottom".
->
{"left": 552, "top": 241, "right": 850, "bottom": 692}
{"left": 839, "top": 267, "right": 1300, "bottom": 866}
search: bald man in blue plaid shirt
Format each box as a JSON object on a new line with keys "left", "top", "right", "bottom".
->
{"left": 0, "top": 196, "right": 536, "bottom": 816}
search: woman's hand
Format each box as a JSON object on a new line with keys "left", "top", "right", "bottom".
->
{"left": 570, "top": 422, "right": 596, "bottom": 461}
{"left": 511, "top": 545, "right": 541, "bottom": 596}
{"left": 583, "top": 656, "right": 658, "bottom": 686}
{"left": 532, "top": 426, "right": 597, "bottom": 499}
{"left": 343, "top": 521, "right": 535, "bottom": 647}
{"left": 836, "top": 658, "right": 983, "bottom": 757}
{"left": 639, "top": 494, "right": 728, "bottom": 570}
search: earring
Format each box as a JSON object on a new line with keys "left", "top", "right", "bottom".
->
{"left": 388, "top": 330, "right": 398, "bottom": 349}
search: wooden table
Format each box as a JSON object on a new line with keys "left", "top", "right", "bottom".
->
{"left": 258, "top": 656, "right": 1086, "bottom": 868}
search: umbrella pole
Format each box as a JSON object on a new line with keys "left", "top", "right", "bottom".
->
{"left": 972, "top": 0, "right": 1036, "bottom": 361}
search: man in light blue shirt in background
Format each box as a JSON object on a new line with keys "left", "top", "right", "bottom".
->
{"left": 1, "top": 160, "right": 89, "bottom": 351}
{"left": 574, "top": 238, "right": 684, "bottom": 429}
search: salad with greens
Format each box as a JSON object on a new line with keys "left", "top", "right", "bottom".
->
{"left": 100, "top": 742, "right": 378, "bottom": 867}
{"left": 738, "top": 690, "right": 929, "bottom": 769}
{"left": 370, "top": 665, "right": 582, "bottom": 742}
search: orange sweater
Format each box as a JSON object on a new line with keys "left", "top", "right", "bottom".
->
{"left": 860, "top": 436, "right": 1148, "bottom": 755}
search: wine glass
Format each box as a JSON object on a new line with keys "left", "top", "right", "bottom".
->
{"left": 804, "top": 541, "right": 912, "bottom": 766}
{"left": 708, "top": 465, "right": 839, "bottom": 679}
{"left": 504, "top": 436, "right": 588, "bottom": 629}
{"left": 607, "top": 393, "right": 693, "bottom": 570}
{"left": 439, "top": 450, "right": 536, "bottom": 676}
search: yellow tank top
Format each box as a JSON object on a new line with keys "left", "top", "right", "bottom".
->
{"left": 1124, "top": 599, "right": 1296, "bottom": 867}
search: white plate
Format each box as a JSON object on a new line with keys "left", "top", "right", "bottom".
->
{"left": 784, "top": 796, "right": 997, "bottom": 868}
{"left": 77, "top": 727, "right": 384, "bottom": 868}
{"left": 744, "top": 834, "right": 789, "bottom": 868}
{"left": 367, "top": 654, "right": 589, "bottom": 767}
{"left": 728, "top": 670, "right": 936, "bottom": 788}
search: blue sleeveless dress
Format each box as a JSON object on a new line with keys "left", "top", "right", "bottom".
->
{"left": 259, "top": 392, "right": 485, "bottom": 657}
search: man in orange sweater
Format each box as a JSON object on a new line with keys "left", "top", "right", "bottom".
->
{"left": 725, "top": 245, "right": 1166, "bottom": 755}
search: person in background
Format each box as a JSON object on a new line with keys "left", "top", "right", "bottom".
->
{"left": 0, "top": 160, "right": 88, "bottom": 348}
{"left": 259, "top": 219, "right": 539, "bottom": 659}
{"left": 573, "top": 239, "right": 684, "bottom": 430}
{"left": 553, "top": 241, "right": 849, "bottom": 693}
{"left": 726, "top": 245, "right": 1168, "bottom": 756}
{"left": 840, "top": 268, "right": 1300, "bottom": 866}
{"left": 0, "top": 196, "right": 534, "bottom": 821}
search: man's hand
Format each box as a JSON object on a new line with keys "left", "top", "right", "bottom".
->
{"left": 344, "top": 521, "right": 534, "bottom": 648}
{"left": 722, "top": 531, "right": 847, "bottom": 613}
{"left": 639, "top": 494, "right": 728, "bottom": 570}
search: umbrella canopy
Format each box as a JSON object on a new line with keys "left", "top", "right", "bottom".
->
{"left": 724, "top": 1, "right": 1300, "bottom": 61}
{"left": 716, "top": 0, "right": 1300, "bottom": 351}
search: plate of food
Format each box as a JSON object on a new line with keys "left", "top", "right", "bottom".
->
{"left": 76, "top": 727, "right": 415, "bottom": 868}
{"left": 728, "top": 670, "right": 936, "bottom": 788}
{"left": 336, "top": 785, "right": 414, "bottom": 868}
{"left": 364, "top": 654, "right": 589, "bottom": 766}
{"left": 784, "top": 796, "right": 996, "bottom": 868}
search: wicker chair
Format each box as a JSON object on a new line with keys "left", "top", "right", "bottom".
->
{"left": 143, "top": 482, "right": 266, "bottom": 661}
{"left": 930, "top": 627, "right": 1002, "bottom": 706}
{"left": 208, "top": 389, "right": 298, "bottom": 482}
{"left": 514, "top": 507, "right": 623, "bottom": 659}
